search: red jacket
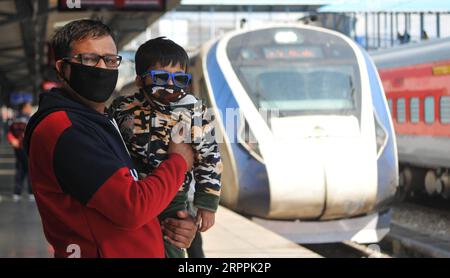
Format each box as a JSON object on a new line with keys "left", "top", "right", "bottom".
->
{"left": 7, "top": 113, "right": 29, "bottom": 149}
{"left": 24, "top": 89, "right": 187, "bottom": 258}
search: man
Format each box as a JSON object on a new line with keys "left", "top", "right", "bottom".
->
{"left": 23, "top": 19, "right": 197, "bottom": 258}
{"left": 8, "top": 102, "right": 33, "bottom": 202}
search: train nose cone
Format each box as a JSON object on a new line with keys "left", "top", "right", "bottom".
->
{"left": 263, "top": 116, "right": 377, "bottom": 220}
{"left": 263, "top": 142, "right": 326, "bottom": 219}
{"left": 318, "top": 138, "right": 377, "bottom": 220}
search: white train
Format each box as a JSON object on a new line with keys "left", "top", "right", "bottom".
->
{"left": 188, "top": 24, "right": 399, "bottom": 243}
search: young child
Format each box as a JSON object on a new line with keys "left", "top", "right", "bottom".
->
{"left": 110, "top": 37, "right": 222, "bottom": 258}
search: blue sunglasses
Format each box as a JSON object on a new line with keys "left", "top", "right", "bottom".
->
{"left": 142, "top": 70, "right": 192, "bottom": 89}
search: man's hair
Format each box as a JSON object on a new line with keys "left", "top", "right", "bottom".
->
{"left": 18, "top": 102, "right": 29, "bottom": 112}
{"left": 135, "top": 37, "right": 189, "bottom": 76}
{"left": 51, "top": 19, "right": 115, "bottom": 61}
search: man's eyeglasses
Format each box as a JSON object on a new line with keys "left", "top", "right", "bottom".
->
{"left": 63, "top": 53, "right": 122, "bottom": 69}
{"left": 142, "top": 70, "right": 192, "bottom": 89}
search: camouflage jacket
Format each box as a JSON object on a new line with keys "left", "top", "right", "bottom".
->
{"left": 109, "top": 91, "right": 222, "bottom": 215}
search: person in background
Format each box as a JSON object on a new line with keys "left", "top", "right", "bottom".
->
{"left": 7, "top": 102, "right": 33, "bottom": 202}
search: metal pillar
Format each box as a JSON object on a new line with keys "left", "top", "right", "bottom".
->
{"left": 420, "top": 12, "right": 425, "bottom": 40}
{"left": 333, "top": 12, "right": 337, "bottom": 30}
{"left": 372, "top": 13, "right": 376, "bottom": 49}
{"left": 390, "top": 12, "right": 394, "bottom": 47}
{"left": 365, "top": 12, "right": 368, "bottom": 50}
{"left": 395, "top": 12, "right": 398, "bottom": 40}
{"left": 384, "top": 12, "right": 388, "bottom": 48}
{"left": 436, "top": 13, "right": 441, "bottom": 38}
{"left": 377, "top": 12, "right": 381, "bottom": 48}
{"left": 404, "top": 12, "right": 408, "bottom": 33}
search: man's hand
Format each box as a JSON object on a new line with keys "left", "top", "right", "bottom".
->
{"left": 168, "top": 141, "right": 194, "bottom": 170}
{"left": 196, "top": 208, "right": 215, "bottom": 232}
{"left": 161, "top": 210, "right": 197, "bottom": 249}
{"left": 10, "top": 139, "right": 19, "bottom": 149}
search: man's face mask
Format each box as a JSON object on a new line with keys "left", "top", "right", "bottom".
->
{"left": 61, "top": 61, "right": 118, "bottom": 103}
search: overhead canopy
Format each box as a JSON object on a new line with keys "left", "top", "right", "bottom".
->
{"left": 177, "top": 0, "right": 334, "bottom": 12}
{"left": 181, "top": 0, "right": 333, "bottom": 5}
{"left": 0, "top": 0, "right": 180, "bottom": 104}
{"left": 318, "top": 0, "right": 450, "bottom": 13}
{"left": 389, "top": 0, "right": 450, "bottom": 12}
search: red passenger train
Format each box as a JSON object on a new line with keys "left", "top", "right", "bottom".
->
{"left": 371, "top": 37, "right": 450, "bottom": 199}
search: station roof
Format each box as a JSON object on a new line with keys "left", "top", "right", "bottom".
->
{"left": 0, "top": 0, "right": 331, "bottom": 104}
{"left": 181, "top": 0, "right": 333, "bottom": 5}
{"left": 318, "top": 0, "right": 450, "bottom": 13}
{"left": 177, "top": 0, "right": 334, "bottom": 12}
{"left": 371, "top": 36, "right": 450, "bottom": 69}
{"left": 0, "top": 0, "right": 179, "bottom": 104}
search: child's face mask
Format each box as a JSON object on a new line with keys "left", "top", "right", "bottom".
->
{"left": 142, "top": 84, "right": 188, "bottom": 105}
{"left": 140, "top": 69, "right": 191, "bottom": 104}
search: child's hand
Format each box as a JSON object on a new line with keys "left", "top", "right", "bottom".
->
{"left": 196, "top": 209, "right": 215, "bottom": 232}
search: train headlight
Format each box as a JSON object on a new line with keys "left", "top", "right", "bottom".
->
{"left": 274, "top": 31, "right": 298, "bottom": 44}
{"left": 237, "top": 119, "right": 264, "bottom": 163}
{"left": 374, "top": 110, "right": 388, "bottom": 159}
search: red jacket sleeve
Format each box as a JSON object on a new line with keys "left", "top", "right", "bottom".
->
{"left": 87, "top": 154, "right": 187, "bottom": 230}
{"left": 7, "top": 131, "right": 18, "bottom": 146}
{"left": 53, "top": 122, "right": 187, "bottom": 230}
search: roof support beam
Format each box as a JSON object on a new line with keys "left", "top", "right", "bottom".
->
{"left": 0, "top": 70, "right": 12, "bottom": 105}
{"left": 14, "top": 0, "right": 48, "bottom": 97}
{"left": 107, "top": 13, "right": 148, "bottom": 46}
{"left": 0, "top": 45, "right": 22, "bottom": 52}
{"left": 0, "top": 4, "right": 53, "bottom": 26}
{"left": 0, "top": 60, "right": 26, "bottom": 69}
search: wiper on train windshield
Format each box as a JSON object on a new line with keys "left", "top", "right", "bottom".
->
{"left": 255, "top": 89, "right": 282, "bottom": 111}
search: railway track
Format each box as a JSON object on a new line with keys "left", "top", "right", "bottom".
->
{"left": 298, "top": 201, "right": 450, "bottom": 258}
{"left": 303, "top": 241, "right": 391, "bottom": 258}
{"left": 382, "top": 223, "right": 450, "bottom": 258}
{"left": 382, "top": 201, "right": 450, "bottom": 258}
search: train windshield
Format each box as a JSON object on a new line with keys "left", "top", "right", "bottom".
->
{"left": 226, "top": 27, "right": 362, "bottom": 118}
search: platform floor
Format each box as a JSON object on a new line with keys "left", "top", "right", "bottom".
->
{"left": 0, "top": 142, "right": 320, "bottom": 258}
{"left": 203, "top": 206, "right": 321, "bottom": 258}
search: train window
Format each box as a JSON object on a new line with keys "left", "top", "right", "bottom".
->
{"left": 199, "top": 78, "right": 211, "bottom": 107}
{"left": 424, "top": 97, "right": 435, "bottom": 124}
{"left": 226, "top": 27, "right": 361, "bottom": 119}
{"left": 387, "top": 99, "right": 393, "bottom": 115}
{"left": 396, "top": 98, "right": 406, "bottom": 123}
{"left": 440, "top": 96, "right": 450, "bottom": 124}
{"left": 410, "top": 97, "right": 419, "bottom": 124}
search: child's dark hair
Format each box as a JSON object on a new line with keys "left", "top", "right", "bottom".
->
{"left": 135, "top": 37, "right": 189, "bottom": 76}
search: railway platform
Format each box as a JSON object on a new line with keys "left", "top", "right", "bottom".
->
{"left": 0, "top": 143, "right": 320, "bottom": 258}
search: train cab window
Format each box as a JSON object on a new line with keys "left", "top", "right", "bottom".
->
{"left": 226, "top": 27, "right": 362, "bottom": 121}
{"left": 424, "top": 97, "right": 435, "bottom": 124}
{"left": 440, "top": 96, "right": 450, "bottom": 124}
{"left": 387, "top": 99, "right": 393, "bottom": 115}
{"left": 410, "top": 97, "right": 419, "bottom": 124}
{"left": 199, "top": 78, "right": 211, "bottom": 107}
{"left": 396, "top": 98, "right": 406, "bottom": 123}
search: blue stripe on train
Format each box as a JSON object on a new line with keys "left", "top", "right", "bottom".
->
{"left": 206, "top": 42, "right": 270, "bottom": 217}
{"left": 362, "top": 49, "right": 398, "bottom": 207}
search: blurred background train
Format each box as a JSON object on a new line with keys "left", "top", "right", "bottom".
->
{"left": 118, "top": 24, "right": 399, "bottom": 244}
{"left": 371, "top": 38, "right": 450, "bottom": 201}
